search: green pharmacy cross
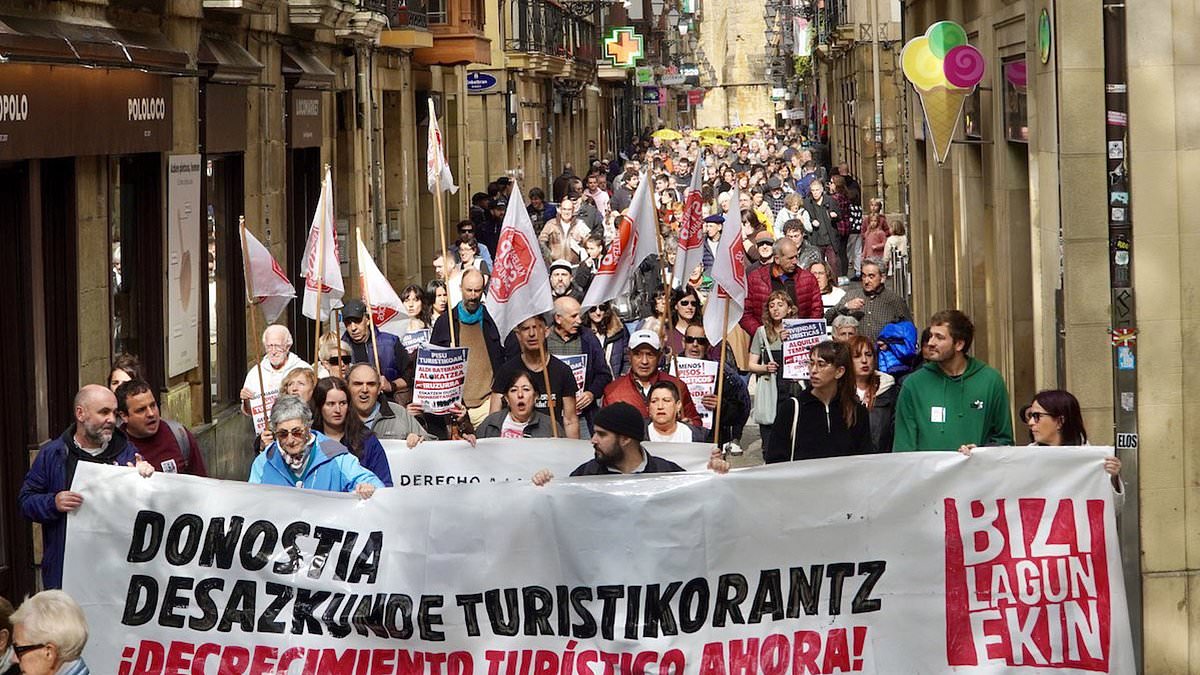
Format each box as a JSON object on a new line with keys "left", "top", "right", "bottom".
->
{"left": 605, "top": 27, "right": 645, "bottom": 68}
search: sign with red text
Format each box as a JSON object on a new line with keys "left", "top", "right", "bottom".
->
{"left": 64, "top": 447, "right": 1132, "bottom": 674}
{"left": 674, "top": 357, "right": 718, "bottom": 429}
{"left": 782, "top": 318, "right": 829, "bottom": 380}
{"left": 413, "top": 345, "right": 467, "bottom": 413}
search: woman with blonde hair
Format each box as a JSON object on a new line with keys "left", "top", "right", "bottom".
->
{"left": 317, "top": 331, "right": 351, "bottom": 379}
{"left": 748, "top": 290, "right": 796, "bottom": 450}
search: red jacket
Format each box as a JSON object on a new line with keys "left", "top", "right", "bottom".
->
{"left": 740, "top": 264, "right": 824, "bottom": 335}
{"left": 603, "top": 372, "right": 703, "bottom": 428}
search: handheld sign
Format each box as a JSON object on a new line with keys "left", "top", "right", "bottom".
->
{"left": 782, "top": 318, "right": 828, "bottom": 380}
{"left": 674, "top": 357, "right": 718, "bottom": 429}
{"left": 558, "top": 354, "right": 587, "bottom": 397}
{"left": 413, "top": 345, "right": 468, "bottom": 413}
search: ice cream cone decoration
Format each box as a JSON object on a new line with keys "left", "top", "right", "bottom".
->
{"left": 902, "top": 21, "right": 986, "bottom": 165}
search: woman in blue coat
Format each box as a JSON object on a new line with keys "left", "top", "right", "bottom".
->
{"left": 310, "top": 377, "right": 394, "bottom": 486}
{"left": 249, "top": 395, "right": 383, "bottom": 497}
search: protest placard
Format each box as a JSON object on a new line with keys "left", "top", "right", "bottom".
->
{"left": 248, "top": 390, "right": 278, "bottom": 435}
{"left": 782, "top": 318, "right": 828, "bottom": 380}
{"left": 413, "top": 345, "right": 467, "bottom": 413}
{"left": 675, "top": 356, "right": 718, "bottom": 429}
{"left": 401, "top": 328, "right": 432, "bottom": 354}
{"left": 66, "top": 446, "right": 1134, "bottom": 674}
{"left": 558, "top": 354, "right": 587, "bottom": 396}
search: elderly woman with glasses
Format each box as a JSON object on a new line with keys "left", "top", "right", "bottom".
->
{"left": 249, "top": 395, "right": 384, "bottom": 498}
{"left": 9, "top": 590, "right": 89, "bottom": 675}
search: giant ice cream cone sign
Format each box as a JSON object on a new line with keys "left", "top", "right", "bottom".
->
{"left": 902, "top": 21, "right": 986, "bottom": 164}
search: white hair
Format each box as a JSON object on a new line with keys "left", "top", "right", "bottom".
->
{"left": 262, "top": 324, "right": 293, "bottom": 348}
{"left": 269, "top": 394, "right": 313, "bottom": 429}
{"left": 11, "top": 590, "right": 88, "bottom": 662}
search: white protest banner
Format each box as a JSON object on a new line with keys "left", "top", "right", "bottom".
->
{"left": 674, "top": 357, "right": 718, "bottom": 429}
{"left": 401, "top": 329, "right": 432, "bottom": 354}
{"left": 782, "top": 318, "right": 828, "bottom": 380}
{"left": 65, "top": 446, "right": 1134, "bottom": 674}
{"left": 382, "top": 438, "right": 713, "bottom": 486}
{"left": 413, "top": 345, "right": 467, "bottom": 413}
{"left": 248, "top": 390, "right": 279, "bottom": 435}
{"left": 559, "top": 354, "right": 587, "bottom": 396}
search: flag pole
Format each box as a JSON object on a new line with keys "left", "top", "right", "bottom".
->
{"left": 238, "top": 216, "right": 269, "bottom": 417}
{"left": 312, "top": 164, "right": 330, "bottom": 375}
{"left": 334, "top": 309, "right": 345, "bottom": 378}
{"left": 356, "top": 226, "right": 386, "bottom": 381}
{"left": 538, "top": 342, "right": 560, "bottom": 438}
{"left": 653, "top": 205, "right": 678, "bottom": 372}
{"left": 430, "top": 101, "right": 456, "bottom": 347}
{"left": 712, "top": 296, "right": 731, "bottom": 449}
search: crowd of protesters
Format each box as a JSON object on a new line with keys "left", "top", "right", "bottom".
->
{"left": 19, "top": 122, "right": 1122, "bottom": 595}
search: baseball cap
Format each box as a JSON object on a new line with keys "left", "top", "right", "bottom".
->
{"left": 341, "top": 299, "right": 367, "bottom": 321}
{"left": 629, "top": 329, "right": 662, "bottom": 351}
{"left": 549, "top": 259, "right": 573, "bottom": 274}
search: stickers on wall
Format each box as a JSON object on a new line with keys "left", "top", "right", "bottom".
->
{"left": 1116, "top": 432, "right": 1138, "bottom": 450}
{"left": 1117, "top": 346, "right": 1135, "bottom": 370}
{"left": 1107, "top": 140, "right": 1125, "bottom": 159}
{"left": 1120, "top": 392, "right": 1135, "bottom": 412}
{"left": 1106, "top": 111, "right": 1128, "bottom": 126}
{"left": 1105, "top": 83, "right": 1127, "bottom": 94}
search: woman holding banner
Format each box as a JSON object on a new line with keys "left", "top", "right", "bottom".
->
{"left": 646, "top": 381, "right": 706, "bottom": 443}
{"left": 249, "top": 395, "right": 384, "bottom": 497}
{"left": 477, "top": 371, "right": 554, "bottom": 439}
{"left": 765, "top": 341, "right": 873, "bottom": 463}
{"left": 310, "top": 378, "right": 394, "bottom": 486}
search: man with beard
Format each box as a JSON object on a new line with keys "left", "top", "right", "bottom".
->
{"left": 549, "top": 260, "right": 583, "bottom": 302}
{"left": 603, "top": 330, "right": 703, "bottom": 427}
{"left": 431, "top": 269, "right": 506, "bottom": 428}
{"left": 19, "top": 385, "right": 146, "bottom": 588}
{"left": 239, "top": 324, "right": 310, "bottom": 415}
{"left": 490, "top": 314, "right": 581, "bottom": 439}
{"left": 116, "top": 379, "right": 207, "bottom": 476}
{"left": 531, "top": 402, "right": 684, "bottom": 484}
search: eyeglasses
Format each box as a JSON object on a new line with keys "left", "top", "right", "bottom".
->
{"left": 810, "top": 359, "right": 836, "bottom": 369}
{"left": 264, "top": 343, "right": 288, "bottom": 352}
{"left": 683, "top": 336, "right": 708, "bottom": 344}
{"left": 273, "top": 427, "right": 309, "bottom": 441}
{"left": 325, "top": 355, "right": 351, "bottom": 365}
{"left": 459, "top": 228, "right": 474, "bottom": 234}
{"left": 1026, "top": 412, "right": 1052, "bottom": 423}
{"left": 13, "top": 643, "right": 46, "bottom": 658}
{"left": 758, "top": 241, "right": 773, "bottom": 247}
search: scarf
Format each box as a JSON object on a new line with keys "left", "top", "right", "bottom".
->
{"left": 458, "top": 302, "right": 484, "bottom": 326}
{"left": 282, "top": 435, "right": 314, "bottom": 473}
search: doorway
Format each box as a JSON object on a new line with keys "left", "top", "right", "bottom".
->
{"left": 287, "top": 146, "right": 322, "bottom": 362}
{"left": 110, "top": 154, "right": 165, "bottom": 390}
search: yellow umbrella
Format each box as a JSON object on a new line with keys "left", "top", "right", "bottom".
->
{"left": 697, "top": 127, "right": 728, "bottom": 137}
{"left": 730, "top": 124, "right": 759, "bottom": 135}
{"left": 700, "top": 137, "right": 731, "bottom": 147}
{"left": 651, "top": 128, "right": 683, "bottom": 141}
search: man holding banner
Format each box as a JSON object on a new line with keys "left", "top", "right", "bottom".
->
{"left": 532, "top": 401, "right": 684, "bottom": 484}
{"left": 490, "top": 314, "right": 580, "bottom": 439}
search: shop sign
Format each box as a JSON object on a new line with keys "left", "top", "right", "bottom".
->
{"left": 466, "top": 72, "right": 499, "bottom": 94}
{"left": 687, "top": 89, "right": 706, "bottom": 105}
{"left": 604, "top": 27, "right": 645, "bottom": 68}
{"left": 634, "top": 66, "right": 654, "bottom": 85}
{"left": 640, "top": 86, "right": 662, "bottom": 105}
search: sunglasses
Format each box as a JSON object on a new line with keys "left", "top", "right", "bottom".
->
{"left": 325, "top": 355, "right": 351, "bottom": 365}
{"left": 683, "top": 336, "right": 708, "bottom": 344}
{"left": 676, "top": 300, "right": 697, "bottom": 307}
{"left": 13, "top": 643, "right": 45, "bottom": 658}
{"left": 459, "top": 228, "right": 474, "bottom": 234}
{"left": 273, "top": 427, "right": 309, "bottom": 440}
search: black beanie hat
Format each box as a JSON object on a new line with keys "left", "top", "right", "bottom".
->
{"left": 593, "top": 402, "right": 646, "bottom": 442}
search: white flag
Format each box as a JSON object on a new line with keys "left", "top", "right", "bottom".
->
{"left": 240, "top": 223, "right": 295, "bottom": 323}
{"left": 356, "top": 228, "right": 406, "bottom": 335}
{"left": 427, "top": 99, "right": 458, "bottom": 195}
{"left": 485, "top": 182, "right": 554, "bottom": 338}
{"left": 672, "top": 155, "right": 706, "bottom": 288}
{"left": 581, "top": 171, "right": 660, "bottom": 308}
{"left": 301, "top": 167, "right": 344, "bottom": 321}
{"left": 704, "top": 185, "right": 749, "bottom": 344}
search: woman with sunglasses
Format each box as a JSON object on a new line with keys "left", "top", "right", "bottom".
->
{"left": 584, "top": 303, "right": 630, "bottom": 377}
{"left": 765, "top": 341, "right": 873, "bottom": 463}
{"left": 311, "top": 377, "right": 394, "bottom": 486}
{"left": 316, "top": 331, "right": 352, "bottom": 379}
{"left": 249, "top": 394, "right": 383, "bottom": 496}
{"left": 667, "top": 287, "right": 703, "bottom": 357}
{"left": 9, "top": 590, "right": 89, "bottom": 675}
{"left": 960, "top": 390, "right": 1124, "bottom": 505}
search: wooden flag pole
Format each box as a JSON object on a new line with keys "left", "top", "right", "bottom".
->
{"left": 312, "top": 165, "right": 330, "bottom": 375}
{"left": 712, "top": 297, "right": 731, "bottom": 449}
{"left": 238, "top": 216, "right": 268, "bottom": 416}
{"left": 356, "top": 226, "right": 386, "bottom": 380}
{"left": 653, "top": 206, "right": 675, "bottom": 364}
{"left": 334, "top": 309, "right": 345, "bottom": 377}
{"left": 538, "top": 341, "right": 560, "bottom": 438}
{"left": 430, "top": 106, "right": 457, "bottom": 347}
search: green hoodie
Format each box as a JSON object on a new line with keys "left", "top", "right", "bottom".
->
{"left": 893, "top": 357, "right": 1014, "bottom": 451}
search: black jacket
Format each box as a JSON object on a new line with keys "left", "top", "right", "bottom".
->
{"left": 765, "top": 390, "right": 873, "bottom": 463}
{"left": 802, "top": 194, "right": 840, "bottom": 247}
{"left": 570, "top": 449, "right": 685, "bottom": 476}
{"left": 477, "top": 411, "right": 556, "bottom": 438}
{"left": 868, "top": 382, "right": 898, "bottom": 453}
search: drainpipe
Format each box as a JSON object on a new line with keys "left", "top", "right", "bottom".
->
{"left": 1100, "top": 0, "right": 1141, "bottom": 667}
{"left": 869, "top": 0, "right": 883, "bottom": 202}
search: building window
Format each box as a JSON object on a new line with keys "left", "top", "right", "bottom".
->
{"left": 204, "top": 156, "right": 247, "bottom": 412}
{"left": 429, "top": 0, "right": 447, "bottom": 24}
{"left": 1003, "top": 59, "right": 1029, "bottom": 143}
{"left": 963, "top": 89, "right": 982, "bottom": 141}
{"left": 110, "top": 154, "right": 165, "bottom": 390}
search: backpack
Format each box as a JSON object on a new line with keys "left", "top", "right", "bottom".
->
{"left": 162, "top": 419, "right": 192, "bottom": 468}
{"left": 876, "top": 321, "right": 919, "bottom": 376}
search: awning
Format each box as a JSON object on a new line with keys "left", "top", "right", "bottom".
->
{"left": 0, "top": 15, "right": 192, "bottom": 73}
{"left": 281, "top": 44, "right": 335, "bottom": 90}
{"left": 198, "top": 35, "right": 264, "bottom": 84}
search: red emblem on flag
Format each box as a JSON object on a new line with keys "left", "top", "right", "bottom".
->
{"left": 677, "top": 190, "right": 705, "bottom": 251}
{"left": 598, "top": 215, "right": 636, "bottom": 274}
{"left": 489, "top": 229, "right": 537, "bottom": 302}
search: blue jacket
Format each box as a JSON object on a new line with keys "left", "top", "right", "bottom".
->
{"left": 19, "top": 426, "right": 137, "bottom": 589}
{"left": 357, "top": 433, "right": 394, "bottom": 488}
{"left": 249, "top": 430, "right": 385, "bottom": 492}
{"left": 343, "top": 328, "right": 406, "bottom": 384}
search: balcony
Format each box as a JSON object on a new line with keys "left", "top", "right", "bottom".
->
{"left": 287, "top": 0, "right": 350, "bottom": 30}
{"left": 203, "top": 0, "right": 277, "bottom": 13}
{"left": 380, "top": 0, "right": 434, "bottom": 49}
{"left": 505, "top": 0, "right": 596, "bottom": 78}
{"left": 337, "top": 0, "right": 390, "bottom": 42}
{"left": 413, "top": 0, "right": 490, "bottom": 65}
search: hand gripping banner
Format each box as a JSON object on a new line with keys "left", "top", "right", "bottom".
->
{"left": 63, "top": 445, "right": 1134, "bottom": 674}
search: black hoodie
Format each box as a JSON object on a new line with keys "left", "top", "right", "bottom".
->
{"left": 766, "top": 390, "right": 874, "bottom": 463}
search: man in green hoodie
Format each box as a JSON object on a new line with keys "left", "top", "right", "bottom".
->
{"left": 894, "top": 310, "right": 1014, "bottom": 451}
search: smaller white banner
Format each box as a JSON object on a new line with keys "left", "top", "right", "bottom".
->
{"left": 675, "top": 357, "right": 718, "bottom": 429}
{"left": 783, "top": 318, "right": 828, "bottom": 380}
{"left": 413, "top": 345, "right": 467, "bottom": 413}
